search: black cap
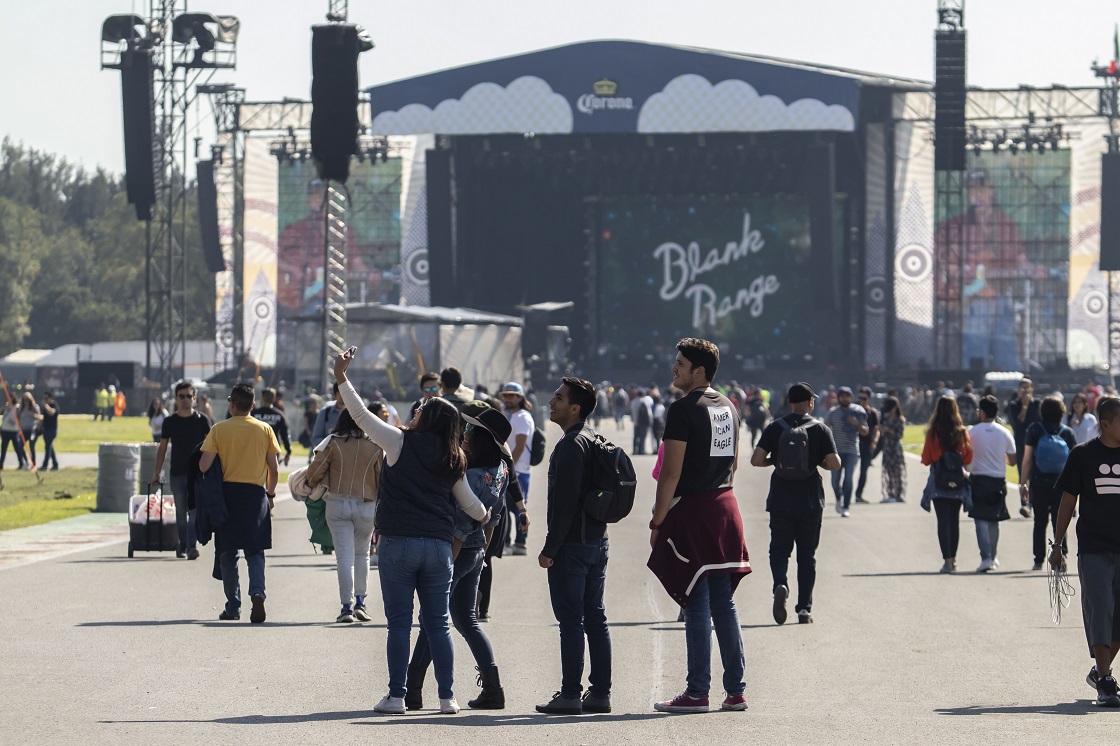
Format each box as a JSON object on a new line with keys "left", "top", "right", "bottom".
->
{"left": 788, "top": 382, "right": 815, "bottom": 404}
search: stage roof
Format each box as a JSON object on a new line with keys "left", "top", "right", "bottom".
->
{"left": 367, "top": 39, "right": 928, "bottom": 137}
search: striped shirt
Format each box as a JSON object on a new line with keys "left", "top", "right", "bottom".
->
{"left": 825, "top": 404, "right": 868, "bottom": 456}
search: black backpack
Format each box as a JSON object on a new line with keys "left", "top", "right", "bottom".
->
{"left": 530, "top": 427, "right": 547, "bottom": 467}
{"left": 636, "top": 401, "right": 652, "bottom": 428}
{"left": 774, "top": 416, "right": 816, "bottom": 480}
{"left": 582, "top": 433, "right": 637, "bottom": 523}
{"left": 933, "top": 449, "right": 968, "bottom": 490}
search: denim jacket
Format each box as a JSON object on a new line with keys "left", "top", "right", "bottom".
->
{"left": 452, "top": 462, "right": 508, "bottom": 548}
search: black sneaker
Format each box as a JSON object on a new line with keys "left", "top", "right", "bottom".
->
{"left": 772, "top": 585, "right": 788, "bottom": 625}
{"left": 581, "top": 689, "right": 611, "bottom": 713}
{"left": 218, "top": 609, "right": 240, "bottom": 621}
{"left": 1097, "top": 675, "right": 1120, "bottom": 707}
{"left": 535, "top": 691, "right": 582, "bottom": 715}
{"left": 250, "top": 594, "right": 266, "bottom": 624}
{"left": 1088, "top": 665, "right": 1100, "bottom": 691}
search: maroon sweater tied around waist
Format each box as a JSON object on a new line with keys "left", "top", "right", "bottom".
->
{"left": 647, "top": 487, "right": 751, "bottom": 607}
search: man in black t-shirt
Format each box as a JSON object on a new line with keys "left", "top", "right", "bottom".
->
{"left": 38, "top": 391, "right": 60, "bottom": 470}
{"left": 150, "top": 382, "right": 212, "bottom": 559}
{"left": 251, "top": 387, "right": 291, "bottom": 467}
{"left": 854, "top": 387, "right": 879, "bottom": 504}
{"left": 649, "top": 338, "right": 750, "bottom": 714}
{"left": 752, "top": 382, "right": 840, "bottom": 626}
{"left": 1007, "top": 378, "right": 1042, "bottom": 482}
{"left": 1051, "top": 397, "right": 1120, "bottom": 707}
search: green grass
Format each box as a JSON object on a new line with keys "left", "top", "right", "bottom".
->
{"left": 52, "top": 415, "right": 152, "bottom": 452}
{"left": 0, "top": 468, "right": 99, "bottom": 531}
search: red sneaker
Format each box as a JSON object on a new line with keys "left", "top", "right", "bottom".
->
{"left": 653, "top": 691, "right": 709, "bottom": 713}
{"left": 721, "top": 694, "right": 748, "bottom": 711}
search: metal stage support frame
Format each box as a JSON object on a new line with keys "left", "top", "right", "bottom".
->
{"left": 1095, "top": 64, "right": 1120, "bottom": 384}
{"left": 101, "top": 1, "right": 236, "bottom": 387}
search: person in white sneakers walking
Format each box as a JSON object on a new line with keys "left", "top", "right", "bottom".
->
{"left": 966, "top": 396, "right": 1016, "bottom": 572}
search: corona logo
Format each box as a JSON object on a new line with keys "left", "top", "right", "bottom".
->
{"left": 593, "top": 78, "right": 618, "bottom": 96}
{"left": 578, "top": 78, "right": 634, "bottom": 116}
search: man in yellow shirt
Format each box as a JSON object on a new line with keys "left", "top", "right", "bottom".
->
{"left": 200, "top": 383, "right": 281, "bottom": 623}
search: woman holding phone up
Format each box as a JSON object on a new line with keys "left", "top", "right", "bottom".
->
{"left": 333, "top": 347, "right": 489, "bottom": 716}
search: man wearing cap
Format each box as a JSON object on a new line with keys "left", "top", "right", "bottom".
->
{"left": 751, "top": 383, "right": 840, "bottom": 625}
{"left": 501, "top": 381, "right": 535, "bottom": 555}
{"left": 824, "top": 386, "right": 868, "bottom": 517}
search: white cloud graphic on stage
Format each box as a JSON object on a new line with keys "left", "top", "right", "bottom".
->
{"left": 371, "top": 76, "right": 574, "bottom": 135}
{"left": 637, "top": 74, "right": 855, "bottom": 133}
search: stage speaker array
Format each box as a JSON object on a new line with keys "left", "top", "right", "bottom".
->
{"left": 196, "top": 159, "right": 225, "bottom": 273}
{"left": 934, "top": 28, "right": 967, "bottom": 172}
{"left": 1101, "top": 153, "right": 1120, "bottom": 271}
{"left": 120, "top": 49, "right": 157, "bottom": 220}
{"left": 311, "top": 24, "right": 362, "bottom": 183}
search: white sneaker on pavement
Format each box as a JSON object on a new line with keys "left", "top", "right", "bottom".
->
{"left": 440, "top": 698, "right": 461, "bottom": 714}
{"left": 374, "top": 695, "right": 406, "bottom": 714}
{"left": 976, "top": 558, "right": 995, "bottom": 573}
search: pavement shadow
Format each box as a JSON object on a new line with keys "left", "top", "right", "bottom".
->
{"left": 357, "top": 712, "right": 674, "bottom": 726}
{"left": 842, "top": 572, "right": 955, "bottom": 578}
{"left": 76, "top": 619, "right": 374, "bottom": 629}
{"left": 935, "top": 701, "right": 1093, "bottom": 716}
{"left": 102, "top": 710, "right": 370, "bottom": 725}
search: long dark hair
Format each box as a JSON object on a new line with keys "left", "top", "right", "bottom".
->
{"left": 926, "top": 395, "right": 966, "bottom": 451}
{"left": 331, "top": 407, "right": 366, "bottom": 440}
{"left": 411, "top": 397, "right": 467, "bottom": 479}
{"left": 466, "top": 425, "right": 504, "bottom": 470}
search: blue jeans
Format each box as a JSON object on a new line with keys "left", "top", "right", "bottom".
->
{"left": 411, "top": 546, "right": 495, "bottom": 672}
{"left": 219, "top": 550, "right": 265, "bottom": 614}
{"left": 547, "top": 539, "right": 611, "bottom": 696}
{"left": 831, "top": 452, "right": 860, "bottom": 509}
{"left": 168, "top": 474, "right": 196, "bottom": 551}
{"left": 514, "top": 471, "right": 531, "bottom": 546}
{"left": 974, "top": 519, "right": 1000, "bottom": 561}
{"left": 685, "top": 572, "right": 745, "bottom": 698}
{"left": 378, "top": 536, "right": 455, "bottom": 699}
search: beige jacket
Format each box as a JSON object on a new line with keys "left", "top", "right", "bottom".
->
{"left": 305, "top": 434, "right": 384, "bottom": 501}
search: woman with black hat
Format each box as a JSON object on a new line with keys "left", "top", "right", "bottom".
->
{"left": 405, "top": 401, "right": 525, "bottom": 710}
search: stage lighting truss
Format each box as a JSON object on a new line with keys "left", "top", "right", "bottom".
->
{"left": 270, "top": 135, "right": 398, "bottom": 165}
{"left": 101, "top": 11, "right": 238, "bottom": 70}
{"left": 965, "top": 122, "right": 1075, "bottom": 155}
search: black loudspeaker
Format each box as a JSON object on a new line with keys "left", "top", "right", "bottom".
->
{"left": 1101, "top": 153, "right": 1120, "bottom": 271}
{"left": 426, "top": 148, "right": 454, "bottom": 305}
{"left": 196, "top": 160, "right": 224, "bottom": 273}
{"left": 311, "top": 24, "right": 361, "bottom": 183}
{"left": 120, "top": 49, "right": 157, "bottom": 220}
{"left": 935, "top": 30, "right": 967, "bottom": 172}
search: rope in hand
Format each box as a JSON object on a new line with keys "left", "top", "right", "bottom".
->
{"left": 1047, "top": 539, "right": 1076, "bottom": 625}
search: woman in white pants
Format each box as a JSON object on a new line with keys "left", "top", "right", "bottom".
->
{"left": 306, "top": 406, "right": 385, "bottom": 622}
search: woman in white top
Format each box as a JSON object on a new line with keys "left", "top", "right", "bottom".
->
{"left": 1067, "top": 392, "right": 1100, "bottom": 444}
{"left": 1, "top": 395, "right": 25, "bottom": 470}
{"left": 147, "top": 397, "right": 169, "bottom": 443}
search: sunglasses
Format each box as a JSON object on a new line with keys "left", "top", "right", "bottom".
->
{"left": 422, "top": 386, "right": 440, "bottom": 393}
{"left": 464, "top": 422, "right": 475, "bottom": 432}
{"left": 177, "top": 393, "right": 194, "bottom": 399}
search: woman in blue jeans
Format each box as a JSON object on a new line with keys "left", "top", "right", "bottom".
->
{"left": 334, "top": 349, "right": 489, "bottom": 716}
{"left": 406, "top": 402, "right": 518, "bottom": 709}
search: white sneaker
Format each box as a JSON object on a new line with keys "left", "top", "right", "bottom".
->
{"left": 374, "top": 695, "right": 406, "bottom": 714}
{"left": 993, "top": 558, "right": 1000, "bottom": 569}
{"left": 439, "top": 697, "right": 460, "bottom": 714}
{"left": 841, "top": 509, "right": 851, "bottom": 518}
{"left": 976, "top": 558, "right": 995, "bottom": 573}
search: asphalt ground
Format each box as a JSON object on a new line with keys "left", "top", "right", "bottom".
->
{"left": 0, "top": 427, "right": 1109, "bottom": 745}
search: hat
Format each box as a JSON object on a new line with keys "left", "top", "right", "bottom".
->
{"left": 499, "top": 382, "right": 525, "bottom": 397}
{"left": 463, "top": 407, "right": 513, "bottom": 449}
{"left": 837, "top": 386, "right": 854, "bottom": 396}
{"left": 460, "top": 399, "right": 492, "bottom": 420}
{"left": 787, "top": 382, "right": 815, "bottom": 403}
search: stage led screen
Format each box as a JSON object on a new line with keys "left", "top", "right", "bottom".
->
{"left": 597, "top": 195, "right": 813, "bottom": 366}
{"left": 934, "top": 151, "right": 1070, "bottom": 370}
{"left": 276, "top": 159, "right": 402, "bottom": 320}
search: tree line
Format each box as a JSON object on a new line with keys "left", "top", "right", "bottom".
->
{"left": 0, "top": 138, "right": 216, "bottom": 357}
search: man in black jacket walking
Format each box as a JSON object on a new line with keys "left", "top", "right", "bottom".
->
{"left": 535, "top": 377, "right": 612, "bottom": 716}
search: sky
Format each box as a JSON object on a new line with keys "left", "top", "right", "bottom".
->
{"left": 2, "top": 0, "right": 1118, "bottom": 174}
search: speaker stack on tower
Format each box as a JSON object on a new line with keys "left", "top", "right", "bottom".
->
{"left": 311, "top": 24, "right": 362, "bottom": 183}
{"left": 120, "top": 49, "right": 157, "bottom": 220}
{"left": 196, "top": 159, "right": 225, "bottom": 273}
{"left": 934, "top": 26, "right": 967, "bottom": 172}
{"left": 1100, "top": 153, "right": 1120, "bottom": 271}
